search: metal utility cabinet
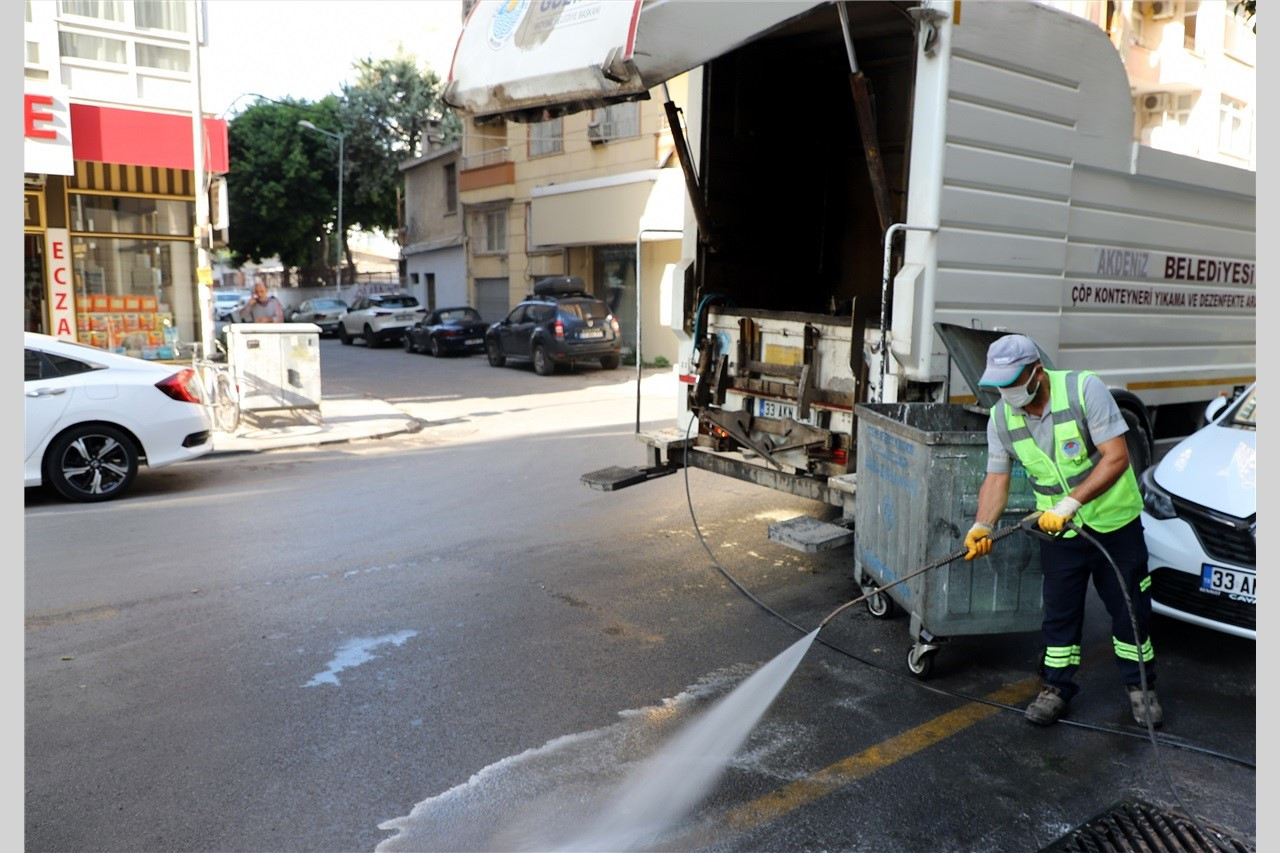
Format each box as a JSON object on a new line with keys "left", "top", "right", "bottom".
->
{"left": 226, "top": 324, "right": 322, "bottom": 413}
{"left": 853, "top": 402, "right": 1044, "bottom": 678}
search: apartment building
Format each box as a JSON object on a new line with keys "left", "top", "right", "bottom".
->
{"left": 399, "top": 142, "right": 466, "bottom": 312}
{"left": 1050, "top": 0, "right": 1256, "bottom": 169}
{"left": 23, "top": 0, "right": 228, "bottom": 353}
{"left": 453, "top": 78, "right": 689, "bottom": 364}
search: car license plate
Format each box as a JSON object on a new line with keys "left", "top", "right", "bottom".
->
{"left": 465, "top": 338, "right": 482, "bottom": 345}
{"left": 1200, "top": 563, "right": 1256, "bottom": 602}
{"left": 580, "top": 328, "right": 605, "bottom": 339}
{"left": 395, "top": 312, "right": 415, "bottom": 321}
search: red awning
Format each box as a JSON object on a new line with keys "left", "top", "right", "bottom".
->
{"left": 70, "top": 104, "right": 229, "bottom": 173}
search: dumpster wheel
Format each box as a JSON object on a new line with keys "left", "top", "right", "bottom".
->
{"left": 906, "top": 643, "right": 941, "bottom": 679}
{"left": 863, "top": 588, "right": 896, "bottom": 619}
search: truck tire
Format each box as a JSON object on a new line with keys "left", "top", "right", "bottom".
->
{"left": 1121, "top": 408, "right": 1152, "bottom": 475}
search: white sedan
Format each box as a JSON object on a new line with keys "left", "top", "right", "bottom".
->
{"left": 25, "top": 332, "right": 213, "bottom": 502}
{"left": 1140, "top": 383, "right": 1256, "bottom": 640}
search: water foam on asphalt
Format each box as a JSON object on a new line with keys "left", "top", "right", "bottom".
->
{"left": 375, "top": 637, "right": 817, "bottom": 852}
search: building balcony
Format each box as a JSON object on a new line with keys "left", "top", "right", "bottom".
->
{"left": 1124, "top": 40, "right": 1206, "bottom": 93}
{"left": 460, "top": 147, "right": 514, "bottom": 191}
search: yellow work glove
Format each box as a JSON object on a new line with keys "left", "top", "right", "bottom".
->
{"left": 964, "top": 523, "right": 993, "bottom": 561}
{"left": 1037, "top": 497, "right": 1082, "bottom": 534}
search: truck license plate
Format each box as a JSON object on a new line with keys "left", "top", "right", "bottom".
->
{"left": 1200, "top": 563, "right": 1256, "bottom": 602}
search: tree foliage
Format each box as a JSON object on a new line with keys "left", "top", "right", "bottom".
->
{"left": 225, "top": 50, "right": 460, "bottom": 279}
{"left": 1234, "top": 0, "right": 1256, "bottom": 32}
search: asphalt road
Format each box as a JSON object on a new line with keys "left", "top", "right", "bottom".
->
{"left": 24, "top": 338, "right": 1258, "bottom": 851}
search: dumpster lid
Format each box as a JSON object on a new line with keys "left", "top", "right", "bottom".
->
{"left": 934, "top": 323, "right": 1055, "bottom": 410}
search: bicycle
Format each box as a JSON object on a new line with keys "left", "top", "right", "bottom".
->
{"left": 184, "top": 340, "right": 241, "bottom": 433}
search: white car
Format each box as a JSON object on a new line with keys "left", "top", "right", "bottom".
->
{"left": 1139, "top": 383, "right": 1256, "bottom": 640}
{"left": 337, "top": 293, "right": 423, "bottom": 347}
{"left": 213, "top": 290, "right": 248, "bottom": 321}
{"left": 25, "top": 332, "right": 214, "bottom": 502}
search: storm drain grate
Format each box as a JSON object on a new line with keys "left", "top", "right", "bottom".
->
{"left": 1041, "top": 798, "right": 1253, "bottom": 853}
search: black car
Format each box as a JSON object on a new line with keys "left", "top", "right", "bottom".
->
{"left": 484, "top": 276, "right": 622, "bottom": 375}
{"left": 404, "top": 306, "right": 489, "bottom": 356}
{"left": 288, "top": 298, "right": 350, "bottom": 335}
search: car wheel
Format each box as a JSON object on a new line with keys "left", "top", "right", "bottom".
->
{"left": 600, "top": 354, "right": 620, "bottom": 370}
{"left": 339, "top": 325, "right": 353, "bottom": 345}
{"left": 364, "top": 324, "right": 378, "bottom": 348}
{"left": 403, "top": 333, "right": 415, "bottom": 353}
{"left": 430, "top": 336, "right": 443, "bottom": 358}
{"left": 486, "top": 339, "right": 506, "bottom": 367}
{"left": 533, "top": 344, "right": 555, "bottom": 376}
{"left": 44, "top": 423, "right": 139, "bottom": 503}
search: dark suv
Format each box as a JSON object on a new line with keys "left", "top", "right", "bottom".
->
{"left": 485, "top": 276, "right": 622, "bottom": 375}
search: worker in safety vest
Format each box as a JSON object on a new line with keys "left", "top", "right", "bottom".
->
{"left": 963, "top": 334, "right": 1161, "bottom": 728}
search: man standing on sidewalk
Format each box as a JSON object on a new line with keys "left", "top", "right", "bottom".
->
{"left": 243, "top": 282, "right": 285, "bottom": 323}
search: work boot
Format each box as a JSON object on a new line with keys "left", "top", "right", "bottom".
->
{"left": 1024, "top": 685, "right": 1067, "bottom": 725}
{"left": 1127, "top": 685, "right": 1164, "bottom": 728}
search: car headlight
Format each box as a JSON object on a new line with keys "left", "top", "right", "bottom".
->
{"left": 1139, "top": 467, "right": 1177, "bottom": 520}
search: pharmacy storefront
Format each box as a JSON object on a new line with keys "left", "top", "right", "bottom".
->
{"left": 23, "top": 86, "right": 227, "bottom": 357}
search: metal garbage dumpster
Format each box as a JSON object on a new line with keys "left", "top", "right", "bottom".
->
{"left": 853, "top": 402, "right": 1043, "bottom": 678}
{"left": 226, "top": 323, "right": 322, "bottom": 413}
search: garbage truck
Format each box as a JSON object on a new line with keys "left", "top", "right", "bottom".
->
{"left": 445, "top": 0, "right": 1256, "bottom": 549}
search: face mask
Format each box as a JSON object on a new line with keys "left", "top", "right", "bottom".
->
{"left": 1000, "top": 369, "right": 1040, "bottom": 408}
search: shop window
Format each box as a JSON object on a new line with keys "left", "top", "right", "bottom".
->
{"left": 136, "top": 42, "right": 189, "bottom": 72}
{"left": 71, "top": 236, "right": 198, "bottom": 345}
{"left": 71, "top": 194, "right": 193, "bottom": 237}
{"left": 529, "top": 117, "right": 564, "bottom": 158}
{"left": 134, "top": 0, "right": 187, "bottom": 31}
{"left": 59, "top": 31, "right": 126, "bottom": 64}
{"left": 60, "top": 1, "right": 125, "bottom": 22}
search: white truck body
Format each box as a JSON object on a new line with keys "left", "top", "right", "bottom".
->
{"left": 447, "top": 0, "right": 1256, "bottom": 508}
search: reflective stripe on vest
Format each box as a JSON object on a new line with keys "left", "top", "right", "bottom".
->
{"left": 990, "top": 370, "right": 1142, "bottom": 534}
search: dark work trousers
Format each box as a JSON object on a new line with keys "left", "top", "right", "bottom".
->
{"left": 1037, "top": 516, "right": 1154, "bottom": 700}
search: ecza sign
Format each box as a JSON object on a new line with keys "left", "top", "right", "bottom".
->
{"left": 46, "top": 228, "right": 77, "bottom": 341}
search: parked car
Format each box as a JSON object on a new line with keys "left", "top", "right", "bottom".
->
{"left": 484, "top": 276, "right": 621, "bottom": 375}
{"left": 338, "top": 293, "right": 423, "bottom": 347}
{"left": 404, "top": 306, "right": 489, "bottom": 356}
{"left": 288, "top": 298, "right": 350, "bottom": 335}
{"left": 1139, "top": 382, "right": 1256, "bottom": 640}
{"left": 213, "top": 290, "right": 247, "bottom": 321}
{"left": 24, "top": 332, "right": 213, "bottom": 502}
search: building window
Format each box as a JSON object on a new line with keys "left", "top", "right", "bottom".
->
{"left": 59, "top": 31, "right": 127, "bottom": 64}
{"left": 589, "top": 102, "right": 640, "bottom": 142}
{"left": 1223, "top": 9, "right": 1255, "bottom": 64}
{"left": 26, "top": 41, "right": 40, "bottom": 64}
{"left": 410, "top": 273, "right": 420, "bottom": 284}
{"left": 136, "top": 42, "right": 189, "bottom": 72}
{"left": 134, "top": 0, "right": 187, "bottom": 32}
{"left": 1139, "top": 91, "right": 1195, "bottom": 150}
{"left": 471, "top": 207, "right": 507, "bottom": 254}
{"left": 1218, "top": 96, "right": 1253, "bottom": 160}
{"left": 71, "top": 194, "right": 194, "bottom": 237}
{"left": 444, "top": 163, "right": 457, "bottom": 214}
{"left": 1183, "top": 0, "right": 1198, "bottom": 51}
{"left": 529, "top": 117, "right": 564, "bottom": 157}
{"left": 60, "top": 1, "right": 125, "bottom": 22}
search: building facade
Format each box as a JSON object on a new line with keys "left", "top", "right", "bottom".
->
{"left": 1049, "top": 0, "right": 1256, "bottom": 169}
{"left": 453, "top": 78, "right": 689, "bottom": 364}
{"left": 23, "top": 0, "right": 228, "bottom": 356}
{"left": 399, "top": 143, "right": 468, "bottom": 313}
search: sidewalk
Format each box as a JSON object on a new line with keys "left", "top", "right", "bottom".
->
{"left": 210, "top": 396, "right": 424, "bottom": 455}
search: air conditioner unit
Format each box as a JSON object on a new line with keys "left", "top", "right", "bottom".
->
{"left": 1150, "top": 0, "right": 1176, "bottom": 20}
{"left": 586, "top": 121, "right": 608, "bottom": 144}
{"left": 1142, "top": 92, "right": 1172, "bottom": 113}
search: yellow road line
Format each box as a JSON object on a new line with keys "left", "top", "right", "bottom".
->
{"left": 725, "top": 676, "right": 1043, "bottom": 830}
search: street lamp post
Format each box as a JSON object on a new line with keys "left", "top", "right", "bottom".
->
{"left": 298, "top": 120, "right": 345, "bottom": 301}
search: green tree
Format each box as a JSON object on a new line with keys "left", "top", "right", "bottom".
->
{"left": 1235, "top": 0, "right": 1256, "bottom": 32}
{"left": 226, "top": 96, "right": 342, "bottom": 285}
{"left": 335, "top": 50, "right": 461, "bottom": 269}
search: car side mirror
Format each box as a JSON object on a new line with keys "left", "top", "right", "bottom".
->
{"left": 1203, "top": 395, "right": 1229, "bottom": 425}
